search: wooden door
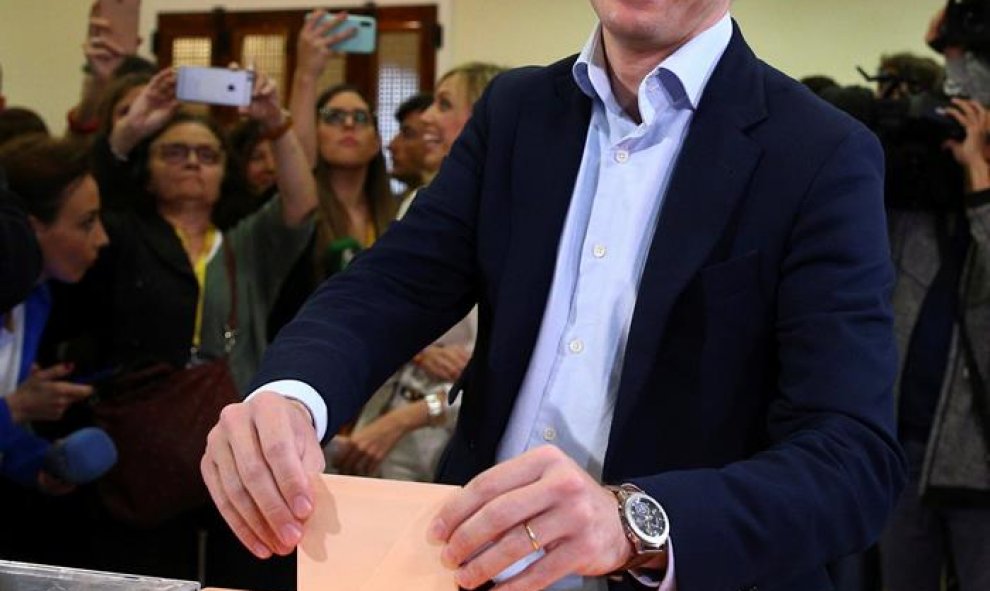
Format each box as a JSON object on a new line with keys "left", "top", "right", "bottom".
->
{"left": 155, "top": 5, "right": 438, "bottom": 133}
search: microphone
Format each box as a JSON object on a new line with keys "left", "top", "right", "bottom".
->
{"left": 321, "top": 236, "right": 362, "bottom": 277}
{"left": 43, "top": 427, "right": 118, "bottom": 485}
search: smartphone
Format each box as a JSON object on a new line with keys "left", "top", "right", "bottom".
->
{"left": 318, "top": 13, "right": 377, "bottom": 54}
{"left": 176, "top": 67, "right": 255, "bottom": 107}
{"left": 97, "top": 0, "right": 141, "bottom": 54}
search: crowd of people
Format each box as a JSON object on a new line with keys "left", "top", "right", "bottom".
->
{"left": 0, "top": 2, "right": 987, "bottom": 591}
{"left": 0, "top": 6, "right": 502, "bottom": 591}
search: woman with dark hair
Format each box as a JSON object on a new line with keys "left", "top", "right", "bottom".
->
{"left": 96, "top": 72, "right": 151, "bottom": 137}
{"left": 223, "top": 118, "right": 278, "bottom": 227}
{"left": 44, "top": 67, "right": 316, "bottom": 586}
{"left": 309, "top": 83, "right": 395, "bottom": 261}
{"left": 75, "top": 68, "right": 315, "bottom": 390}
{"left": 229, "top": 118, "right": 277, "bottom": 198}
{"left": 0, "top": 136, "right": 106, "bottom": 424}
{"left": 291, "top": 12, "right": 396, "bottom": 250}
{"left": 0, "top": 107, "right": 48, "bottom": 148}
{"left": 269, "top": 14, "right": 397, "bottom": 335}
{"left": 0, "top": 136, "right": 108, "bottom": 568}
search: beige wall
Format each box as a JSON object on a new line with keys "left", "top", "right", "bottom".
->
{"left": 0, "top": 0, "right": 951, "bottom": 133}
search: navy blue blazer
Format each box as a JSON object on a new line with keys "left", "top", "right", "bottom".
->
{"left": 255, "top": 25, "right": 905, "bottom": 591}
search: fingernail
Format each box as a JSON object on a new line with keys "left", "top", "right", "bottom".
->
{"left": 253, "top": 544, "right": 272, "bottom": 559}
{"left": 441, "top": 548, "right": 458, "bottom": 570}
{"left": 427, "top": 518, "right": 445, "bottom": 543}
{"left": 281, "top": 523, "right": 302, "bottom": 545}
{"left": 293, "top": 495, "right": 312, "bottom": 517}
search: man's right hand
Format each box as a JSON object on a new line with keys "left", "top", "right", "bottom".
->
{"left": 201, "top": 392, "right": 326, "bottom": 558}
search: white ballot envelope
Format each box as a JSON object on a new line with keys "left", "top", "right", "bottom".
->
{"left": 298, "top": 474, "right": 461, "bottom": 591}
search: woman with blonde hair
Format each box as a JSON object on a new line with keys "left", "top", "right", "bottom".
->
{"left": 332, "top": 62, "right": 506, "bottom": 481}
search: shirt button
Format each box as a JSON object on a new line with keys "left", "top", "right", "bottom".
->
{"left": 593, "top": 244, "right": 607, "bottom": 258}
{"left": 543, "top": 427, "right": 557, "bottom": 441}
{"left": 568, "top": 339, "right": 584, "bottom": 354}
{"left": 614, "top": 149, "right": 629, "bottom": 163}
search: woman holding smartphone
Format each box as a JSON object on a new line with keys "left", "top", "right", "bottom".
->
{"left": 269, "top": 11, "right": 397, "bottom": 336}
{"left": 44, "top": 67, "right": 316, "bottom": 587}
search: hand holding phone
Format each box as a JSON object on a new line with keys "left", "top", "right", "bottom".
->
{"left": 109, "top": 68, "right": 179, "bottom": 156}
{"left": 313, "top": 13, "right": 377, "bottom": 54}
{"left": 176, "top": 67, "right": 256, "bottom": 107}
{"left": 95, "top": 0, "right": 141, "bottom": 55}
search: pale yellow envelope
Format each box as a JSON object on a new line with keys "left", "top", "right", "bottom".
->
{"left": 298, "top": 474, "right": 461, "bottom": 591}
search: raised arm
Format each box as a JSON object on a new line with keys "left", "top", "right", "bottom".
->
{"left": 107, "top": 68, "right": 178, "bottom": 158}
{"left": 242, "top": 71, "right": 316, "bottom": 226}
{"left": 288, "top": 10, "right": 352, "bottom": 168}
{"left": 68, "top": 7, "right": 126, "bottom": 136}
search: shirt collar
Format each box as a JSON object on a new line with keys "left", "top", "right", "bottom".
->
{"left": 573, "top": 11, "right": 733, "bottom": 115}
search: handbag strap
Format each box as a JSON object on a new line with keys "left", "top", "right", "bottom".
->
{"left": 221, "top": 237, "right": 238, "bottom": 354}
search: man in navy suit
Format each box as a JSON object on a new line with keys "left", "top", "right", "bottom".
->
{"left": 202, "top": 1, "right": 906, "bottom": 589}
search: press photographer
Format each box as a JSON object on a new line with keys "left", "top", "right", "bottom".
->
{"left": 820, "top": 53, "right": 964, "bottom": 212}
{"left": 930, "top": 0, "right": 990, "bottom": 104}
{"left": 880, "top": 6, "right": 990, "bottom": 589}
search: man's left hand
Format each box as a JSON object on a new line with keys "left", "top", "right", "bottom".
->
{"left": 429, "top": 445, "right": 643, "bottom": 590}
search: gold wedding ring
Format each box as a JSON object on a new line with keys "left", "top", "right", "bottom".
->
{"left": 523, "top": 521, "right": 541, "bottom": 552}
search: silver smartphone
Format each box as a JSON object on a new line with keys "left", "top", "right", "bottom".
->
{"left": 175, "top": 67, "right": 254, "bottom": 107}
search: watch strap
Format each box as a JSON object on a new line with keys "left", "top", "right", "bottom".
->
{"left": 423, "top": 391, "right": 445, "bottom": 426}
{"left": 606, "top": 483, "right": 669, "bottom": 577}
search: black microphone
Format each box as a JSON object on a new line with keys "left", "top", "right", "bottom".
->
{"left": 43, "top": 427, "right": 118, "bottom": 484}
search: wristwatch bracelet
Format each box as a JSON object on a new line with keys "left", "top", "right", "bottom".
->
{"left": 423, "top": 391, "right": 445, "bottom": 427}
{"left": 605, "top": 483, "right": 670, "bottom": 577}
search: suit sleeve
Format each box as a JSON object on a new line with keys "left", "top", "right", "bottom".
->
{"left": 248, "top": 85, "right": 493, "bottom": 442}
{"left": 633, "top": 128, "right": 906, "bottom": 590}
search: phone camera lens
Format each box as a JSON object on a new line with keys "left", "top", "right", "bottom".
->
{"left": 227, "top": 84, "right": 235, "bottom": 91}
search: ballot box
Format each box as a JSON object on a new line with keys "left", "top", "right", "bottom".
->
{"left": 0, "top": 559, "right": 200, "bottom": 591}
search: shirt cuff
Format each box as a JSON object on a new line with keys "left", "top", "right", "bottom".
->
{"left": 246, "top": 380, "right": 328, "bottom": 440}
{"left": 628, "top": 540, "right": 676, "bottom": 590}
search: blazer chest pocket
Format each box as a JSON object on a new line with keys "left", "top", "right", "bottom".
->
{"left": 699, "top": 249, "right": 760, "bottom": 301}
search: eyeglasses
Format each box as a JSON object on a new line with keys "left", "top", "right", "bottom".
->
{"left": 154, "top": 143, "right": 224, "bottom": 165}
{"left": 318, "top": 107, "right": 375, "bottom": 128}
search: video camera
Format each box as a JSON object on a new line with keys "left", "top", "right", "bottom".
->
{"left": 819, "top": 69, "right": 965, "bottom": 210}
{"left": 931, "top": 0, "right": 990, "bottom": 55}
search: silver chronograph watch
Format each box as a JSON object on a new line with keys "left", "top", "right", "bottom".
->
{"left": 605, "top": 483, "right": 670, "bottom": 572}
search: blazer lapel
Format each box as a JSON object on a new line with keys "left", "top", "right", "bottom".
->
{"left": 479, "top": 66, "right": 592, "bottom": 451}
{"left": 607, "top": 25, "right": 769, "bottom": 460}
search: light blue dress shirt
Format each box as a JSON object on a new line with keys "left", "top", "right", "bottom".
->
{"left": 492, "top": 13, "right": 732, "bottom": 591}
{"left": 256, "top": 12, "right": 732, "bottom": 591}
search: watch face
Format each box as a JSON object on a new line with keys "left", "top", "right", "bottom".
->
{"left": 625, "top": 492, "right": 668, "bottom": 546}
